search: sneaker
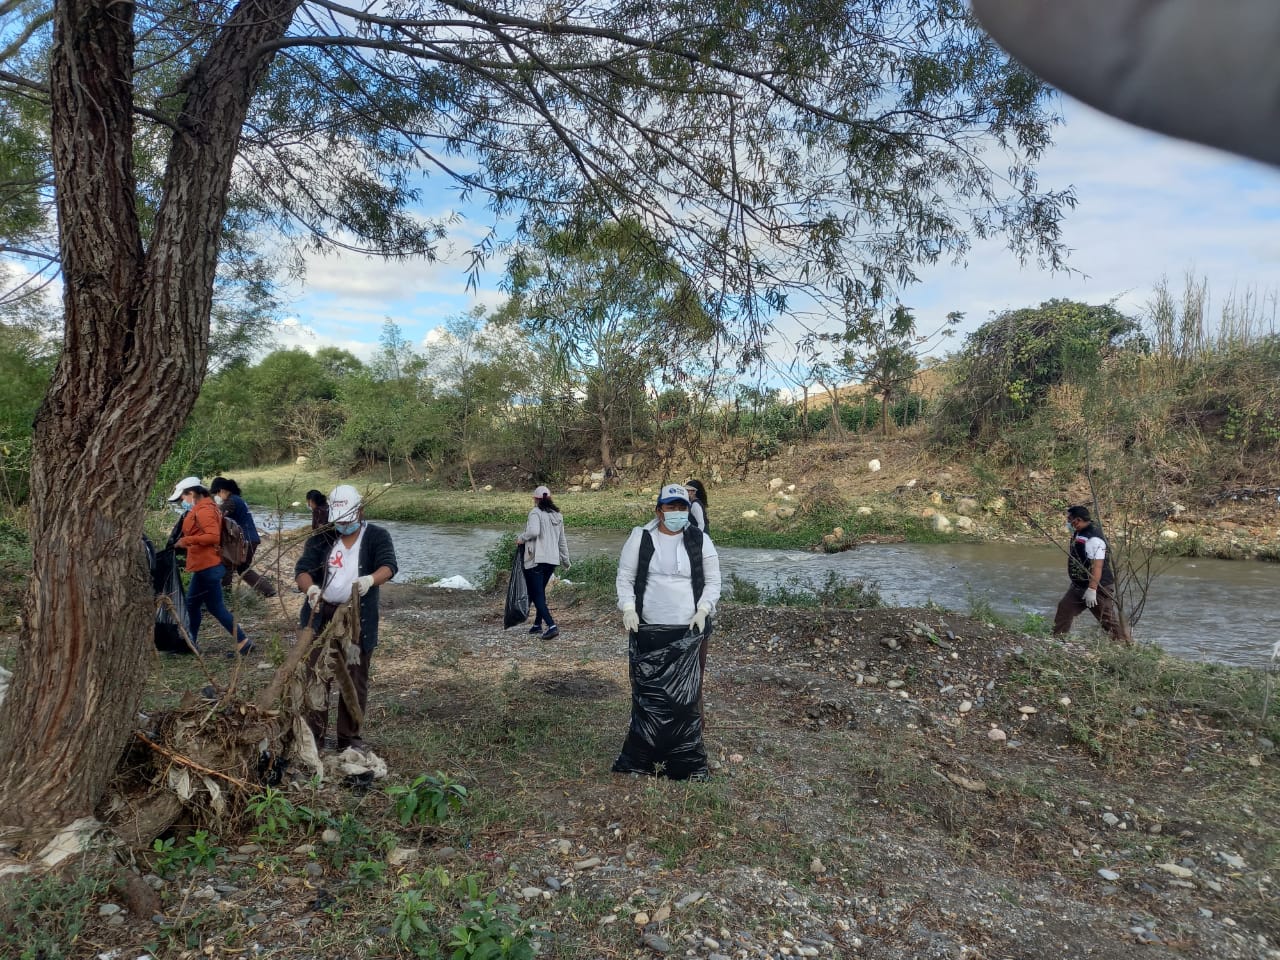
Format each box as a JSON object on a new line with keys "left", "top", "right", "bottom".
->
{"left": 528, "top": 625, "right": 543, "bottom": 634}
{"left": 540, "top": 625, "right": 560, "bottom": 640}
{"left": 225, "top": 641, "right": 255, "bottom": 659}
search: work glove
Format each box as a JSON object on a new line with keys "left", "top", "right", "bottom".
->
{"left": 689, "top": 603, "right": 712, "bottom": 634}
{"left": 356, "top": 574, "right": 375, "bottom": 596}
{"left": 621, "top": 603, "right": 640, "bottom": 633}
{"left": 306, "top": 584, "right": 322, "bottom": 610}
{"left": 1083, "top": 587, "right": 1098, "bottom": 608}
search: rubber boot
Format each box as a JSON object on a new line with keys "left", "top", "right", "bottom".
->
{"left": 242, "top": 569, "right": 277, "bottom": 598}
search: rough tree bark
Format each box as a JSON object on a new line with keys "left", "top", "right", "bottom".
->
{"left": 0, "top": 0, "right": 302, "bottom": 832}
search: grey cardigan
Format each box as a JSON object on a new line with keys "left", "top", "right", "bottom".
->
{"left": 520, "top": 508, "right": 570, "bottom": 569}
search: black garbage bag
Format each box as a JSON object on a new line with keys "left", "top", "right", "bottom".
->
{"left": 503, "top": 545, "right": 530, "bottom": 628}
{"left": 152, "top": 547, "right": 195, "bottom": 654}
{"left": 612, "top": 624, "right": 708, "bottom": 780}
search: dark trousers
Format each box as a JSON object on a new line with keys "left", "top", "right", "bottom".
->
{"left": 523, "top": 562, "right": 558, "bottom": 628}
{"left": 1053, "top": 583, "right": 1129, "bottom": 641}
{"left": 303, "top": 601, "right": 373, "bottom": 749}
{"left": 187, "top": 564, "right": 247, "bottom": 647}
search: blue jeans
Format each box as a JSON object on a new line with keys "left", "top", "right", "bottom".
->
{"left": 187, "top": 564, "right": 247, "bottom": 647}
{"left": 523, "top": 563, "right": 557, "bottom": 628}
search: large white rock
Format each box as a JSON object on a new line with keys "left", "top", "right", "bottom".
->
{"left": 741, "top": 510, "right": 760, "bottom": 519}
{"left": 856, "top": 506, "right": 873, "bottom": 516}
{"left": 932, "top": 514, "right": 953, "bottom": 533}
{"left": 955, "top": 516, "right": 975, "bottom": 531}
{"left": 295, "top": 455, "right": 309, "bottom": 465}
{"left": 1159, "top": 529, "right": 1179, "bottom": 541}
{"left": 768, "top": 477, "right": 784, "bottom": 491}
{"left": 867, "top": 459, "right": 881, "bottom": 472}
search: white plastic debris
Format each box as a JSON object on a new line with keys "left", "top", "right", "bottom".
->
{"left": 432, "top": 575, "right": 475, "bottom": 590}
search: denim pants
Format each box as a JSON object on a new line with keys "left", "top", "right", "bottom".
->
{"left": 186, "top": 564, "right": 247, "bottom": 647}
{"left": 523, "top": 562, "right": 557, "bottom": 627}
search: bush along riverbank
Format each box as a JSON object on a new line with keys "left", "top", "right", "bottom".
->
{"left": 2, "top": 576, "right": 1277, "bottom": 960}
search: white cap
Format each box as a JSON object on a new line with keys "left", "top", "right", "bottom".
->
{"left": 167, "top": 475, "right": 203, "bottom": 502}
{"left": 533, "top": 485, "right": 551, "bottom": 499}
{"left": 328, "top": 484, "right": 363, "bottom": 523}
{"left": 657, "top": 483, "right": 691, "bottom": 505}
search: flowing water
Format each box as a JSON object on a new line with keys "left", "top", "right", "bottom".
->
{"left": 261, "top": 511, "right": 1280, "bottom": 667}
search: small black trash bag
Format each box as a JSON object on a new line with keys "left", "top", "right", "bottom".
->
{"left": 612, "top": 624, "right": 708, "bottom": 780}
{"left": 152, "top": 547, "right": 195, "bottom": 653}
{"left": 503, "top": 545, "right": 530, "bottom": 628}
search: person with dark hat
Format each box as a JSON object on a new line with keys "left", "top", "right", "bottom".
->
{"left": 1053, "top": 505, "right": 1129, "bottom": 642}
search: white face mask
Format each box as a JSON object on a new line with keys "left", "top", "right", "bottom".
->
{"left": 214, "top": 494, "right": 226, "bottom": 506}
{"left": 663, "top": 511, "right": 689, "bottom": 532}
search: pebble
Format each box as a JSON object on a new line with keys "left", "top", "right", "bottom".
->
{"left": 729, "top": 753, "right": 745, "bottom": 763}
{"left": 387, "top": 847, "right": 418, "bottom": 866}
{"left": 599, "top": 914, "right": 617, "bottom": 926}
{"left": 107, "top": 914, "right": 125, "bottom": 927}
{"left": 572, "top": 856, "right": 602, "bottom": 870}
{"left": 642, "top": 933, "right": 671, "bottom": 953}
{"left": 987, "top": 728, "right": 1007, "bottom": 742}
{"left": 1058, "top": 696, "right": 1071, "bottom": 706}
{"left": 143, "top": 874, "right": 165, "bottom": 891}
{"left": 1018, "top": 705, "right": 1037, "bottom": 714}
{"left": 1159, "top": 862, "right": 1194, "bottom": 879}
{"left": 1102, "top": 813, "right": 1121, "bottom": 827}
{"left": 1218, "top": 853, "right": 1246, "bottom": 869}
{"left": 652, "top": 904, "right": 671, "bottom": 923}
{"left": 555, "top": 839, "right": 573, "bottom": 855}
{"left": 1098, "top": 869, "right": 1120, "bottom": 881}
{"left": 248, "top": 912, "right": 268, "bottom": 925}
{"left": 98, "top": 902, "right": 123, "bottom": 916}
{"left": 635, "top": 912, "right": 650, "bottom": 925}
{"left": 304, "top": 863, "right": 323, "bottom": 878}
{"left": 886, "top": 679, "right": 904, "bottom": 689}
{"left": 809, "top": 858, "right": 825, "bottom": 875}
{"left": 544, "top": 876, "right": 561, "bottom": 891}
{"left": 675, "top": 891, "right": 703, "bottom": 909}
{"left": 237, "top": 843, "right": 263, "bottom": 854}
{"left": 1200, "top": 908, "right": 1214, "bottom": 919}
{"left": 958, "top": 701, "right": 973, "bottom": 713}
{"left": 292, "top": 844, "right": 316, "bottom": 855}
{"left": 703, "top": 937, "right": 720, "bottom": 949}
{"left": 320, "top": 829, "right": 340, "bottom": 843}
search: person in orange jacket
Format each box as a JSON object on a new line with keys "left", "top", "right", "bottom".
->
{"left": 168, "top": 476, "right": 253, "bottom": 657}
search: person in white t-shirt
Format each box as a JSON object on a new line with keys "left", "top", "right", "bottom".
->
{"left": 295, "top": 484, "right": 398, "bottom": 752}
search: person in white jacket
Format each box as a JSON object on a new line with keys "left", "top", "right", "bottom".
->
{"left": 517, "top": 485, "right": 571, "bottom": 639}
{"left": 616, "top": 483, "right": 722, "bottom": 698}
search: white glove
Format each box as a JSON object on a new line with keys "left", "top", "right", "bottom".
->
{"left": 689, "top": 604, "right": 711, "bottom": 633}
{"left": 306, "top": 584, "right": 322, "bottom": 610}
{"left": 621, "top": 603, "right": 640, "bottom": 632}
{"left": 1083, "top": 587, "right": 1098, "bottom": 608}
{"left": 356, "top": 574, "right": 375, "bottom": 597}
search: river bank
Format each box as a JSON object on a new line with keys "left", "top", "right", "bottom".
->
{"left": 233, "top": 446, "right": 1280, "bottom": 562}
{"left": 5, "top": 582, "right": 1276, "bottom": 959}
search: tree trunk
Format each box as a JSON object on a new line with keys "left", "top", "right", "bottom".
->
{"left": 0, "top": 0, "right": 302, "bottom": 832}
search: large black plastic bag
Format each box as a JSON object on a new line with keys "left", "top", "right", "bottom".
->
{"left": 503, "top": 545, "right": 530, "bottom": 628}
{"left": 152, "top": 547, "right": 195, "bottom": 653}
{"left": 612, "top": 625, "right": 708, "bottom": 780}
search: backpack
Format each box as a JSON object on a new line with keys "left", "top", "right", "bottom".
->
{"left": 220, "top": 516, "right": 249, "bottom": 568}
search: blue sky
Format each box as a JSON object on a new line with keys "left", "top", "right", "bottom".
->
{"left": 275, "top": 97, "right": 1280, "bottom": 366}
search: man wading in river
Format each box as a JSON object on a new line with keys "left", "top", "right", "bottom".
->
{"left": 1054, "top": 505, "right": 1130, "bottom": 643}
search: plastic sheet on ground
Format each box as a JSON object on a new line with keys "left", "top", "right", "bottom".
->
{"left": 612, "top": 624, "right": 708, "bottom": 780}
{"left": 432, "top": 575, "right": 475, "bottom": 590}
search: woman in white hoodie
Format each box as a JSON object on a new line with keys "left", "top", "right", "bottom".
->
{"left": 517, "top": 485, "right": 571, "bottom": 639}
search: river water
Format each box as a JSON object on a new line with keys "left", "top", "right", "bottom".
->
{"left": 262, "top": 512, "right": 1280, "bottom": 667}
